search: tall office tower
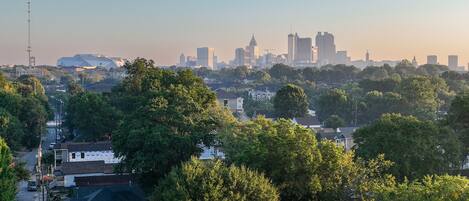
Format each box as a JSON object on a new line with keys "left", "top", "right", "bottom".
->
{"left": 179, "top": 53, "right": 186, "bottom": 66}
{"left": 213, "top": 55, "right": 218, "bottom": 70}
{"left": 412, "top": 56, "right": 418, "bottom": 67}
{"left": 197, "top": 47, "right": 215, "bottom": 69}
{"left": 427, "top": 55, "right": 438, "bottom": 65}
{"left": 448, "top": 55, "right": 459, "bottom": 70}
{"left": 245, "top": 35, "right": 260, "bottom": 66}
{"left": 288, "top": 33, "right": 296, "bottom": 65}
{"left": 336, "top": 51, "right": 349, "bottom": 65}
{"left": 295, "top": 36, "right": 313, "bottom": 65}
{"left": 234, "top": 48, "right": 246, "bottom": 66}
{"left": 316, "top": 32, "right": 336, "bottom": 66}
{"left": 312, "top": 47, "right": 318, "bottom": 63}
{"left": 287, "top": 33, "right": 313, "bottom": 66}
{"left": 366, "top": 51, "right": 370, "bottom": 63}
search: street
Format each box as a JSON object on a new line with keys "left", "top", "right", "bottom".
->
{"left": 16, "top": 125, "right": 57, "bottom": 201}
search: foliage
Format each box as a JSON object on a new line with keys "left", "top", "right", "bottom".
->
{"left": 372, "top": 175, "right": 469, "bottom": 201}
{"left": 316, "top": 88, "right": 349, "bottom": 122}
{"left": 111, "top": 58, "right": 233, "bottom": 188}
{"left": 447, "top": 92, "right": 469, "bottom": 157}
{"left": 0, "top": 137, "right": 17, "bottom": 201}
{"left": 153, "top": 158, "right": 280, "bottom": 201}
{"left": 0, "top": 109, "right": 24, "bottom": 151}
{"left": 324, "top": 115, "right": 345, "bottom": 129}
{"left": 243, "top": 95, "right": 274, "bottom": 118}
{"left": 354, "top": 113, "right": 461, "bottom": 180}
{"left": 273, "top": 84, "right": 309, "bottom": 119}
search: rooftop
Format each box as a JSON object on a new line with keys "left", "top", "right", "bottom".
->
{"left": 60, "top": 161, "right": 114, "bottom": 175}
{"left": 56, "top": 141, "right": 113, "bottom": 152}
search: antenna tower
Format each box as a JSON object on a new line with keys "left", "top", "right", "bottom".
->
{"left": 27, "top": 0, "right": 35, "bottom": 67}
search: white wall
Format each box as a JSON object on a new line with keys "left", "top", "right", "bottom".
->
{"left": 69, "top": 150, "right": 120, "bottom": 164}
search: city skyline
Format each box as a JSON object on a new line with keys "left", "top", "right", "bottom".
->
{"left": 1, "top": 0, "right": 469, "bottom": 66}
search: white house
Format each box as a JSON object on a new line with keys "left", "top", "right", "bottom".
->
{"left": 216, "top": 90, "right": 244, "bottom": 113}
{"left": 54, "top": 141, "right": 120, "bottom": 168}
{"left": 248, "top": 89, "right": 276, "bottom": 101}
{"left": 59, "top": 161, "right": 115, "bottom": 187}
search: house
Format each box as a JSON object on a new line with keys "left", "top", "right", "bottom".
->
{"left": 54, "top": 141, "right": 120, "bottom": 168}
{"left": 248, "top": 89, "right": 276, "bottom": 101}
{"left": 293, "top": 114, "right": 321, "bottom": 129}
{"left": 316, "top": 127, "right": 358, "bottom": 151}
{"left": 57, "top": 161, "right": 115, "bottom": 187}
{"left": 216, "top": 90, "right": 244, "bottom": 113}
{"left": 199, "top": 146, "right": 225, "bottom": 160}
{"left": 70, "top": 184, "right": 145, "bottom": 201}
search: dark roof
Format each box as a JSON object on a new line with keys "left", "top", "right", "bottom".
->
{"left": 75, "top": 175, "right": 134, "bottom": 187}
{"left": 56, "top": 141, "right": 113, "bottom": 152}
{"left": 71, "top": 184, "right": 145, "bottom": 201}
{"left": 317, "top": 127, "right": 359, "bottom": 140}
{"left": 294, "top": 115, "right": 321, "bottom": 126}
{"left": 216, "top": 90, "right": 239, "bottom": 99}
{"left": 61, "top": 161, "right": 114, "bottom": 175}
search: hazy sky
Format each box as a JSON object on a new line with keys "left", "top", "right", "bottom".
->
{"left": 1, "top": 0, "right": 469, "bottom": 66}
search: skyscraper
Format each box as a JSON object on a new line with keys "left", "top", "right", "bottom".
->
{"left": 412, "top": 56, "right": 418, "bottom": 67}
{"left": 287, "top": 33, "right": 313, "bottom": 66}
{"left": 366, "top": 51, "right": 370, "bottom": 63}
{"left": 179, "top": 53, "right": 186, "bottom": 66}
{"left": 234, "top": 48, "right": 245, "bottom": 66}
{"left": 448, "top": 55, "right": 458, "bottom": 70}
{"left": 245, "top": 35, "right": 260, "bottom": 66}
{"left": 316, "top": 32, "right": 336, "bottom": 66}
{"left": 197, "top": 47, "right": 215, "bottom": 69}
{"left": 336, "top": 51, "right": 349, "bottom": 65}
{"left": 427, "top": 55, "right": 438, "bottom": 65}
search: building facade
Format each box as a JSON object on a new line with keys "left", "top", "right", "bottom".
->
{"left": 316, "top": 32, "right": 336, "bottom": 66}
{"left": 427, "top": 55, "right": 438, "bottom": 65}
{"left": 197, "top": 47, "right": 215, "bottom": 69}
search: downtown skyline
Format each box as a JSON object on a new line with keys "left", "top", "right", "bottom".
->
{"left": 1, "top": 0, "right": 469, "bottom": 66}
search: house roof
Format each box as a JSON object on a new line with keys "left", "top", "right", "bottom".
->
{"left": 216, "top": 90, "right": 239, "bottom": 99}
{"left": 60, "top": 161, "right": 114, "bottom": 175}
{"left": 56, "top": 141, "right": 113, "bottom": 152}
{"left": 71, "top": 184, "right": 145, "bottom": 201}
{"left": 75, "top": 175, "right": 134, "bottom": 187}
{"left": 294, "top": 115, "right": 321, "bottom": 126}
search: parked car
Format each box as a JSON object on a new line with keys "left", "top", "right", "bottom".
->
{"left": 27, "top": 180, "right": 37, "bottom": 191}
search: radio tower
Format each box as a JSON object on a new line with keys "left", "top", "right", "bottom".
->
{"left": 27, "top": 0, "right": 35, "bottom": 67}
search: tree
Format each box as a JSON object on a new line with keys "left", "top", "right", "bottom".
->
{"left": 372, "top": 175, "right": 469, "bottom": 201}
{"left": 324, "top": 115, "right": 345, "bottom": 129}
{"left": 111, "top": 58, "right": 232, "bottom": 187}
{"left": 0, "top": 137, "right": 17, "bottom": 201}
{"left": 221, "top": 117, "right": 394, "bottom": 201}
{"left": 316, "top": 88, "right": 349, "bottom": 122}
{"left": 153, "top": 158, "right": 279, "bottom": 201}
{"left": 269, "top": 64, "right": 298, "bottom": 81}
{"left": 0, "top": 109, "right": 24, "bottom": 151}
{"left": 447, "top": 92, "right": 469, "bottom": 157}
{"left": 65, "top": 92, "right": 121, "bottom": 141}
{"left": 399, "top": 76, "right": 438, "bottom": 120}
{"left": 18, "top": 97, "right": 48, "bottom": 149}
{"left": 353, "top": 114, "right": 461, "bottom": 180}
{"left": 273, "top": 84, "right": 309, "bottom": 119}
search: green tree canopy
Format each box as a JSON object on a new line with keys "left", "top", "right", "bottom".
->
{"left": 0, "top": 109, "right": 24, "bottom": 151}
{"left": 324, "top": 115, "right": 345, "bottom": 129}
{"left": 0, "top": 137, "right": 17, "bottom": 201}
{"left": 153, "top": 158, "right": 280, "bottom": 201}
{"left": 316, "top": 88, "right": 349, "bottom": 121}
{"left": 111, "top": 58, "right": 233, "bottom": 187}
{"left": 273, "top": 84, "right": 309, "bottom": 119}
{"left": 353, "top": 113, "right": 461, "bottom": 180}
{"left": 447, "top": 92, "right": 469, "bottom": 157}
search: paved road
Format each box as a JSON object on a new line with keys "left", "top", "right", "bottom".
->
{"left": 16, "top": 126, "right": 57, "bottom": 201}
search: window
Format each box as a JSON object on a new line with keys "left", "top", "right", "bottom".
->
{"left": 71, "top": 153, "right": 76, "bottom": 159}
{"left": 223, "top": 99, "right": 228, "bottom": 107}
{"left": 81, "top": 152, "right": 85, "bottom": 159}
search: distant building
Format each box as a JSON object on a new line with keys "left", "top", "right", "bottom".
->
{"left": 316, "top": 32, "right": 336, "bottom": 66}
{"left": 179, "top": 53, "right": 186, "bottom": 66}
{"left": 197, "top": 47, "right": 215, "bottom": 69}
{"left": 412, "top": 56, "right": 418, "bottom": 67}
{"left": 335, "top": 51, "right": 350, "bottom": 65}
{"left": 293, "top": 114, "right": 321, "bottom": 129}
{"left": 234, "top": 35, "right": 260, "bottom": 67}
{"left": 234, "top": 48, "right": 246, "bottom": 67}
{"left": 316, "top": 127, "right": 357, "bottom": 151}
{"left": 248, "top": 89, "right": 276, "bottom": 101}
{"left": 288, "top": 33, "right": 313, "bottom": 66}
{"left": 427, "top": 55, "right": 438, "bottom": 65}
{"left": 57, "top": 54, "right": 125, "bottom": 70}
{"left": 216, "top": 90, "right": 244, "bottom": 113}
{"left": 448, "top": 55, "right": 459, "bottom": 70}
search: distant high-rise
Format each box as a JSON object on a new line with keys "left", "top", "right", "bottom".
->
{"left": 179, "top": 53, "right": 186, "bottom": 66}
{"left": 365, "top": 51, "right": 370, "bottom": 63}
{"left": 336, "top": 51, "right": 349, "bottom": 65}
{"left": 427, "top": 55, "right": 438, "bottom": 65}
{"left": 448, "top": 55, "right": 458, "bottom": 70}
{"left": 234, "top": 48, "right": 246, "bottom": 66}
{"left": 316, "top": 32, "right": 336, "bottom": 66}
{"left": 287, "top": 33, "right": 313, "bottom": 66}
{"left": 245, "top": 35, "right": 260, "bottom": 66}
{"left": 197, "top": 47, "right": 215, "bottom": 69}
{"left": 412, "top": 56, "right": 418, "bottom": 67}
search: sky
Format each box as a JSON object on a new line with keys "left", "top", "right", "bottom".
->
{"left": 1, "top": 0, "right": 469, "bottom": 66}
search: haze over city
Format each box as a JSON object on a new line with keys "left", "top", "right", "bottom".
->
{"left": 1, "top": 0, "right": 469, "bottom": 66}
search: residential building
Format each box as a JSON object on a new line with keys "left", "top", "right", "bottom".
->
{"left": 316, "top": 32, "right": 336, "bottom": 66}
{"left": 197, "top": 47, "right": 215, "bottom": 69}
{"left": 293, "top": 114, "right": 321, "bottom": 129}
{"left": 248, "top": 89, "right": 276, "bottom": 101}
{"left": 70, "top": 183, "right": 145, "bottom": 201}
{"left": 54, "top": 141, "right": 120, "bottom": 169}
{"left": 57, "top": 54, "right": 125, "bottom": 70}
{"left": 427, "top": 55, "right": 438, "bottom": 65}
{"left": 316, "top": 127, "right": 358, "bottom": 151}
{"left": 216, "top": 90, "right": 244, "bottom": 113}
{"left": 58, "top": 161, "right": 115, "bottom": 187}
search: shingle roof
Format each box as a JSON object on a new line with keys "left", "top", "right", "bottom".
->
{"left": 75, "top": 175, "right": 134, "bottom": 187}
{"left": 56, "top": 141, "right": 113, "bottom": 152}
{"left": 61, "top": 161, "right": 114, "bottom": 175}
{"left": 216, "top": 90, "right": 239, "bottom": 99}
{"left": 294, "top": 115, "right": 321, "bottom": 126}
